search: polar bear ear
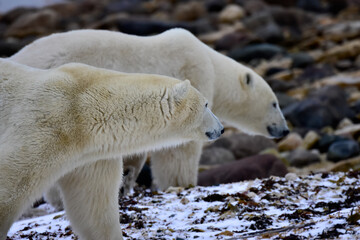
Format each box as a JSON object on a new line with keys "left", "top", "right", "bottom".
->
{"left": 173, "top": 80, "right": 191, "bottom": 103}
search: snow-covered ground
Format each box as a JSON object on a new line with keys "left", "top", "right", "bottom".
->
{"left": 8, "top": 171, "right": 360, "bottom": 239}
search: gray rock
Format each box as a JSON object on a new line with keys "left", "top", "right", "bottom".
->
{"left": 227, "top": 133, "right": 277, "bottom": 159}
{"left": 228, "top": 43, "right": 287, "bottom": 63}
{"left": 5, "top": 9, "right": 59, "bottom": 38}
{"left": 276, "top": 92, "right": 299, "bottom": 109}
{"left": 287, "top": 148, "right": 320, "bottom": 167}
{"left": 198, "top": 154, "right": 288, "bottom": 186}
{"left": 283, "top": 86, "right": 355, "bottom": 129}
{"left": 290, "top": 52, "right": 314, "bottom": 69}
{"left": 317, "top": 134, "right": 349, "bottom": 153}
{"left": 327, "top": 140, "right": 360, "bottom": 162}
{"left": 200, "top": 147, "right": 236, "bottom": 165}
{"left": 243, "top": 11, "right": 283, "bottom": 43}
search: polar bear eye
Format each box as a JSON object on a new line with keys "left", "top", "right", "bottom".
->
{"left": 205, "top": 103, "right": 208, "bottom": 108}
{"left": 272, "top": 102, "right": 277, "bottom": 108}
{"left": 246, "top": 73, "right": 252, "bottom": 85}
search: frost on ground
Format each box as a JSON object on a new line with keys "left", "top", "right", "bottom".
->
{"left": 8, "top": 171, "right": 360, "bottom": 240}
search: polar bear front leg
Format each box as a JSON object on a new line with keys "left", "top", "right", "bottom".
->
{"left": 151, "top": 141, "right": 203, "bottom": 190}
{"left": 58, "top": 159, "right": 123, "bottom": 240}
{"left": 44, "top": 184, "right": 64, "bottom": 211}
{"left": 121, "top": 154, "right": 147, "bottom": 196}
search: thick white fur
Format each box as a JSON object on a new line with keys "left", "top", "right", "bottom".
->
{"left": 10, "top": 28, "right": 288, "bottom": 193}
{"left": 0, "top": 59, "right": 222, "bottom": 240}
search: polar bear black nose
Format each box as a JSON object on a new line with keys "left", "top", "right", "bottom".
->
{"left": 206, "top": 129, "right": 223, "bottom": 140}
{"left": 282, "top": 129, "right": 290, "bottom": 137}
{"left": 267, "top": 125, "right": 290, "bottom": 138}
{"left": 221, "top": 127, "right": 224, "bottom": 134}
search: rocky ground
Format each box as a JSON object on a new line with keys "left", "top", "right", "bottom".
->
{"left": 2, "top": 0, "right": 360, "bottom": 238}
{"left": 9, "top": 171, "right": 360, "bottom": 239}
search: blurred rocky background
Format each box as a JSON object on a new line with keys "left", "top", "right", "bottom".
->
{"left": 2, "top": 0, "right": 360, "bottom": 187}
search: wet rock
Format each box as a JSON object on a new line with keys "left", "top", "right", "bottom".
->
{"left": 335, "top": 124, "right": 360, "bottom": 138}
{"left": 270, "top": 6, "right": 314, "bottom": 29}
{"left": 278, "top": 133, "right": 303, "bottom": 151}
{"left": 288, "top": 148, "right": 321, "bottom": 167}
{"left": 105, "top": 0, "right": 144, "bottom": 14}
{"left": 322, "top": 21, "right": 360, "bottom": 42}
{"left": 318, "top": 72, "right": 360, "bottom": 89}
{"left": 93, "top": 16, "right": 214, "bottom": 35}
{"left": 275, "top": 93, "right": 299, "bottom": 109}
{"left": 46, "top": 2, "right": 82, "bottom": 18}
{"left": 228, "top": 43, "right": 286, "bottom": 62}
{"left": 263, "top": 0, "right": 297, "bottom": 7}
{"left": 205, "top": 0, "right": 226, "bottom": 12}
{"left": 218, "top": 4, "right": 245, "bottom": 23}
{"left": 226, "top": 133, "right": 277, "bottom": 159}
{"left": 329, "top": 156, "right": 360, "bottom": 172}
{"left": 209, "top": 137, "right": 233, "bottom": 149}
{"left": 290, "top": 52, "right": 314, "bottom": 69}
{"left": 327, "top": 140, "right": 360, "bottom": 162}
{"left": 303, "top": 130, "right": 320, "bottom": 149}
{"left": 316, "top": 134, "right": 349, "bottom": 153}
{"left": 283, "top": 86, "right": 355, "bottom": 129}
{"left": 318, "top": 40, "right": 360, "bottom": 63}
{"left": 351, "top": 100, "right": 360, "bottom": 114}
{"left": 0, "top": 40, "right": 24, "bottom": 57}
{"left": 198, "top": 154, "right": 288, "bottom": 186}
{"left": 335, "top": 60, "right": 353, "bottom": 71}
{"left": 297, "top": 0, "right": 323, "bottom": 12}
{"left": 174, "top": 1, "right": 206, "bottom": 22}
{"left": 0, "top": 7, "right": 37, "bottom": 24}
{"left": 265, "top": 67, "right": 287, "bottom": 77}
{"left": 214, "top": 32, "right": 252, "bottom": 51}
{"left": 337, "top": 118, "right": 354, "bottom": 130}
{"left": 243, "top": 11, "right": 283, "bottom": 43}
{"left": 199, "top": 25, "right": 243, "bottom": 45}
{"left": 5, "top": 9, "right": 59, "bottom": 38}
{"left": 267, "top": 79, "right": 298, "bottom": 92}
{"left": 242, "top": 0, "right": 269, "bottom": 15}
{"left": 200, "top": 147, "right": 236, "bottom": 165}
{"left": 295, "top": 64, "right": 334, "bottom": 84}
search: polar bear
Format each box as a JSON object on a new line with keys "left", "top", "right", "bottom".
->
{"left": 0, "top": 59, "right": 223, "bottom": 240}
{"left": 10, "top": 28, "right": 289, "bottom": 196}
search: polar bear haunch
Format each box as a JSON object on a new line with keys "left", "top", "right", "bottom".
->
{"left": 0, "top": 59, "right": 223, "bottom": 239}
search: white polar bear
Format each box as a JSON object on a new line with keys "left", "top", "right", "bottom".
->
{"left": 10, "top": 28, "right": 289, "bottom": 195}
{"left": 0, "top": 59, "right": 223, "bottom": 240}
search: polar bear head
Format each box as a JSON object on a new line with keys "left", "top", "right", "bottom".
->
{"left": 213, "top": 62, "right": 289, "bottom": 139}
{"left": 158, "top": 79, "right": 224, "bottom": 143}
{"left": 238, "top": 71, "right": 289, "bottom": 138}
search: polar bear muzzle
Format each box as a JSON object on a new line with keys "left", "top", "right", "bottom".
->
{"left": 203, "top": 106, "right": 224, "bottom": 140}
{"left": 267, "top": 124, "right": 290, "bottom": 138}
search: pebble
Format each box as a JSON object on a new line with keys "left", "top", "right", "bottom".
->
{"left": 218, "top": 4, "right": 245, "bottom": 23}
{"left": 288, "top": 148, "right": 321, "bottom": 167}
{"left": 278, "top": 133, "right": 303, "bottom": 152}
{"left": 200, "top": 147, "right": 235, "bottom": 165}
{"left": 285, "top": 172, "right": 298, "bottom": 181}
{"left": 302, "top": 130, "right": 320, "bottom": 149}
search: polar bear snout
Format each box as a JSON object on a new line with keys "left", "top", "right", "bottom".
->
{"left": 206, "top": 126, "right": 224, "bottom": 140}
{"left": 203, "top": 107, "right": 224, "bottom": 141}
{"left": 267, "top": 125, "right": 290, "bottom": 138}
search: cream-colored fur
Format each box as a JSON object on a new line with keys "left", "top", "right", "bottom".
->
{"left": 0, "top": 59, "right": 223, "bottom": 240}
{"left": 10, "top": 28, "right": 288, "bottom": 195}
